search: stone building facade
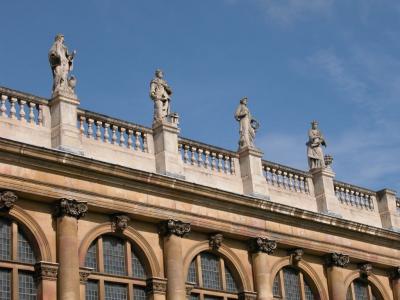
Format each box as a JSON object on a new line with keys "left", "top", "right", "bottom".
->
{"left": 0, "top": 80, "right": 399, "bottom": 300}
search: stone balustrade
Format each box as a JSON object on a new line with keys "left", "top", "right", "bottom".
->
{"left": 334, "top": 181, "right": 375, "bottom": 210}
{"left": 0, "top": 87, "right": 47, "bottom": 126}
{"left": 178, "top": 138, "right": 237, "bottom": 174}
{"left": 262, "top": 160, "right": 311, "bottom": 194}
{"left": 396, "top": 198, "right": 400, "bottom": 212}
{"left": 77, "top": 109, "right": 150, "bottom": 152}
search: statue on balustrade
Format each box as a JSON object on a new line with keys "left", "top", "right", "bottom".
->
{"left": 150, "top": 69, "right": 172, "bottom": 122}
{"left": 306, "top": 120, "right": 327, "bottom": 169}
{"left": 48, "top": 34, "right": 77, "bottom": 97}
{"left": 235, "top": 97, "right": 260, "bottom": 149}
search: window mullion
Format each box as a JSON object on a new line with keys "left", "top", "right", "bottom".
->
{"left": 99, "top": 279, "right": 105, "bottom": 300}
{"left": 220, "top": 257, "right": 226, "bottom": 291}
{"left": 12, "top": 268, "right": 18, "bottom": 300}
{"left": 11, "top": 222, "right": 18, "bottom": 261}
{"left": 126, "top": 241, "right": 132, "bottom": 277}
{"left": 299, "top": 271, "right": 306, "bottom": 300}
{"left": 279, "top": 270, "right": 286, "bottom": 299}
{"left": 196, "top": 255, "right": 203, "bottom": 287}
{"left": 367, "top": 284, "right": 373, "bottom": 300}
{"left": 350, "top": 282, "right": 356, "bottom": 300}
{"left": 98, "top": 237, "right": 104, "bottom": 273}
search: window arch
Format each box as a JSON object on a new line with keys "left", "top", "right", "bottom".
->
{"left": 346, "top": 278, "right": 383, "bottom": 300}
{"left": 0, "top": 216, "right": 38, "bottom": 300}
{"left": 84, "top": 234, "right": 148, "bottom": 300}
{"left": 186, "top": 251, "right": 240, "bottom": 299}
{"left": 272, "top": 266, "right": 319, "bottom": 300}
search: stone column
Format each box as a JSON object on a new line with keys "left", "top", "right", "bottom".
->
{"left": 238, "top": 146, "right": 270, "bottom": 199}
{"left": 159, "top": 219, "right": 190, "bottom": 300}
{"left": 249, "top": 237, "right": 277, "bottom": 300}
{"left": 34, "top": 262, "right": 59, "bottom": 300}
{"left": 391, "top": 267, "right": 400, "bottom": 300}
{"left": 377, "top": 189, "right": 400, "bottom": 231}
{"left": 325, "top": 253, "right": 350, "bottom": 300}
{"left": 152, "top": 118, "right": 184, "bottom": 178}
{"left": 54, "top": 198, "right": 88, "bottom": 300}
{"left": 146, "top": 277, "right": 167, "bottom": 300}
{"left": 49, "top": 93, "right": 82, "bottom": 154}
{"left": 311, "top": 167, "right": 341, "bottom": 217}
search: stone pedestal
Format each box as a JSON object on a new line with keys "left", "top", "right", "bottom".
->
{"left": 311, "top": 167, "right": 341, "bottom": 217}
{"left": 54, "top": 199, "right": 88, "bottom": 300}
{"left": 152, "top": 120, "right": 184, "bottom": 178}
{"left": 377, "top": 189, "right": 400, "bottom": 231}
{"left": 49, "top": 93, "right": 82, "bottom": 154}
{"left": 238, "top": 146, "right": 269, "bottom": 198}
{"left": 160, "top": 220, "right": 190, "bottom": 300}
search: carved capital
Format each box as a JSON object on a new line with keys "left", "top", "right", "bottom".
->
{"left": 146, "top": 277, "right": 167, "bottom": 295}
{"left": 54, "top": 198, "right": 88, "bottom": 219}
{"left": 111, "top": 214, "right": 130, "bottom": 232}
{"left": 248, "top": 237, "right": 277, "bottom": 254}
{"left": 209, "top": 233, "right": 223, "bottom": 251}
{"left": 325, "top": 252, "right": 350, "bottom": 268}
{"left": 186, "top": 282, "right": 196, "bottom": 296}
{"left": 34, "top": 261, "right": 59, "bottom": 281}
{"left": 359, "top": 263, "right": 372, "bottom": 278}
{"left": 159, "top": 219, "right": 191, "bottom": 237}
{"left": 389, "top": 267, "right": 400, "bottom": 280}
{"left": 79, "top": 267, "right": 93, "bottom": 283}
{"left": 0, "top": 191, "right": 18, "bottom": 211}
{"left": 289, "top": 249, "right": 304, "bottom": 265}
{"left": 238, "top": 291, "right": 257, "bottom": 300}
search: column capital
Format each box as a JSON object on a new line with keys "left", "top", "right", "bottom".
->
{"left": 209, "top": 233, "right": 223, "bottom": 251}
{"left": 146, "top": 277, "right": 167, "bottom": 295}
{"left": 359, "top": 263, "right": 373, "bottom": 278}
{"left": 111, "top": 214, "right": 130, "bottom": 232}
{"left": 0, "top": 190, "right": 18, "bottom": 211}
{"left": 325, "top": 252, "right": 350, "bottom": 268}
{"left": 248, "top": 237, "right": 277, "bottom": 254}
{"left": 159, "top": 219, "right": 191, "bottom": 237}
{"left": 390, "top": 267, "right": 400, "bottom": 280}
{"left": 238, "top": 291, "right": 257, "bottom": 300}
{"left": 79, "top": 267, "right": 93, "bottom": 284}
{"left": 34, "top": 261, "right": 59, "bottom": 282}
{"left": 54, "top": 198, "right": 88, "bottom": 219}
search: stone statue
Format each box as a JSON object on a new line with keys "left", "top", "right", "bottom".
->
{"left": 306, "top": 120, "right": 327, "bottom": 169}
{"left": 150, "top": 69, "right": 172, "bottom": 122}
{"left": 49, "top": 34, "right": 77, "bottom": 97}
{"left": 235, "top": 97, "right": 259, "bottom": 149}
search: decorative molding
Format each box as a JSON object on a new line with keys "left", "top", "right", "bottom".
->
{"left": 359, "top": 263, "right": 373, "bottom": 278}
{"left": 0, "top": 190, "right": 18, "bottom": 210}
{"left": 146, "top": 277, "right": 167, "bottom": 295}
{"left": 248, "top": 237, "right": 277, "bottom": 254}
{"left": 209, "top": 233, "right": 223, "bottom": 251}
{"left": 79, "top": 267, "right": 93, "bottom": 283}
{"left": 111, "top": 214, "right": 130, "bottom": 232}
{"left": 289, "top": 248, "right": 304, "bottom": 265}
{"left": 159, "top": 219, "right": 191, "bottom": 237}
{"left": 54, "top": 198, "right": 88, "bottom": 219}
{"left": 238, "top": 291, "right": 257, "bottom": 300}
{"left": 185, "top": 282, "right": 195, "bottom": 296}
{"left": 34, "top": 261, "right": 59, "bottom": 281}
{"left": 325, "top": 252, "right": 350, "bottom": 268}
{"left": 389, "top": 267, "right": 400, "bottom": 280}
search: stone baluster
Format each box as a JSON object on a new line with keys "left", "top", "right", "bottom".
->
{"left": 79, "top": 116, "right": 85, "bottom": 135}
{"left": 159, "top": 220, "right": 190, "bottom": 300}
{"left": 211, "top": 152, "right": 216, "bottom": 170}
{"left": 217, "top": 154, "right": 223, "bottom": 172}
{"left": 127, "top": 129, "right": 133, "bottom": 149}
{"left": 104, "top": 123, "right": 110, "bottom": 143}
{"left": 224, "top": 156, "right": 230, "bottom": 173}
{"left": 119, "top": 127, "right": 126, "bottom": 146}
{"left": 230, "top": 157, "right": 236, "bottom": 174}
{"left": 95, "top": 121, "right": 102, "bottom": 140}
{"left": 38, "top": 105, "right": 43, "bottom": 126}
{"left": 9, "top": 97, "right": 17, "bottom": 119}
{"left": 271, "top": 169, "right": 277, "bottom": 185}
{"left": 197, "top": 148, "right": 204, "bottom": 167}
{"left": 190, "top": 147, "right": 196, "bottom": 165}
{"left": 19, "top": 99, "right": 26, "bottom": 122}
{"left": 28, "top": 103, "right": 35, "bottom": 124}
{"left": 204, "top": 150, "right": 210, "bottom": 169}
{"left": 54, "top": 199, "right": 88, "bottom": 300}
{"left": 111, "top": 125, "right": 117, "bottom": 144}
{"left": 325, "top": 253, "right": 350, "bottom": 300}
{"left": 183, "top": 145, "right": 189, "bottom": 163}
{"left": 142, "top": 133, "right": 148, "bottom": 152}
{"left": 135, "top": 131, "right": 141, "bottom": 150}
{"left": 0, "top": 95, "right": 7, "bottom": 117}
{"left": 87, "top": 119, "right": 94, "bottom": 138}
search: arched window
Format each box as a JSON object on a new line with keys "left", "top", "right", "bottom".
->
{"left": 272, "top": 266, "right": 319, "bottom": 300}
{"left": 187, "top": 252, "right": 239, "bottom": 299}
{"left": 0, "top": 217, "right": 38, "bottom": 300}
{"left": 84, "top": 235, "right": 148, "bottom": 300}
{"left": 346, "top": 279, "right": 382, "bottom": 300}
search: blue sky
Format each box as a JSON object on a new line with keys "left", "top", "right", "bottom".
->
{"left": 1, "top": 0, "right": 399, "bottom": 192}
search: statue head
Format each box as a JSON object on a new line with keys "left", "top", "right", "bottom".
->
{"left": 155, "top": 69, "right": 164, "bottom": 79}
{"left": 311, "top": 120, "right": 318, "bottom": 129}
{"left": 240, "top": 97, "right": 248, "bottom": 105}
{"left": 54, "top": 34, "right": 64, "bottom": 43}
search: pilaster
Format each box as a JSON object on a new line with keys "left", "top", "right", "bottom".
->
{"left": 34, "top": 261, "right": 59, "bottom": 300}
{"left": 390, "top": 267, "right": 400, "bottom": 300}
{"left": 325, "top": 253, "right": 349, "bottom": 300}
{"left": 79, "top": 267, "right": 93, "bottom": 300}
{"left": 377, "top": 189, "right": 400, "bottom": 231}
{"left": 146, "top": 277, "right": 167, "bottom": 300}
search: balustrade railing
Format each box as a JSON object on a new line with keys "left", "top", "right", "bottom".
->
{"left": 0, "top": 87, "right": 47, "bottom": 126}
{"left": 334, "top": 181, "right": 375, "bottom": 210}
{"left": 178, "top": 138, "right": 237, "bottom": 174}
{"left": 262, "top": 161, "right": 311, "bottom": 194}
{"left": 77, "top": 109, "right": 150, "bottom": 152}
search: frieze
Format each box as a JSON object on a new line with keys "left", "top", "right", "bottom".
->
{"left": 325, "top": 252, "right": 350, "bottom": 268}
{"left": 248, "top": 237, "right": 277, "bottom": 254}
{"left": 159, "top": 219, "right": 191, "bottom": 237}
{"left": 54, "top": 198, "right": 88, "bottom": 219}
{"left": 209, "top": 233, "right": 223, "bottom": 251}
{"left": 0, "top": 190, "right": 18, "bottom": 210}
{"left": 34, "top": 261, "right": 59, "bottom": 281}
{"left": 146, "top": 278, "right": 167, "bottom": 295}
{"left": 111, "top": 214, "right": 130, "bottom": 232}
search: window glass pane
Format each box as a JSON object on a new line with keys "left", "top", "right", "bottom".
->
{"left": 85, "top": 241, "right": 98, "bottom": 271}
{"left": 303, "top": 277, "right": 315, "bottom": 300}
{"left": 224, "top": 265, "right": 237, "bottom": 293}
{"left": 105, "top": 282, "right": 127, "bottom": 300}
{"left": 0, "top": 269, "right": 11, "bottom": 300}
{"left": 132, "top": 249, "right": 146, "bottom": 279}
{"left": 189, "top": 295, "right": 199, "bottom": 300}
{"left": 86, "top": 280, "right": 99, "bottom": 300}
{"left": 18, "top": 230, "right": 36, "bottom": 264}
{"left": 19, "top": 272, "right": 37, "bottom": 300}
{"left": 187, "top": 259, "right": 197, "bottom": 284}
{"left": 272, "top": 274, "right": 281, "bottom": 297}
{"left": 103, "top": 236, "right": 126, "bottom": 276}
{"left": 353, "top": 279, "right": 369, "bottom": 300}
{"left": 0, "top": 219, "right": 11, "bottom": 260}
{"left": 204, "top": 296, "right": 223, "bottom": 300}
{"left": 133, "top": 286, "right": 146, "bottom": 300}
{"left": 283, "top": 267, "right": 301, "bottom": 300}
{"left": 201, "top": 253, "right": 221, "bottom": 290}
